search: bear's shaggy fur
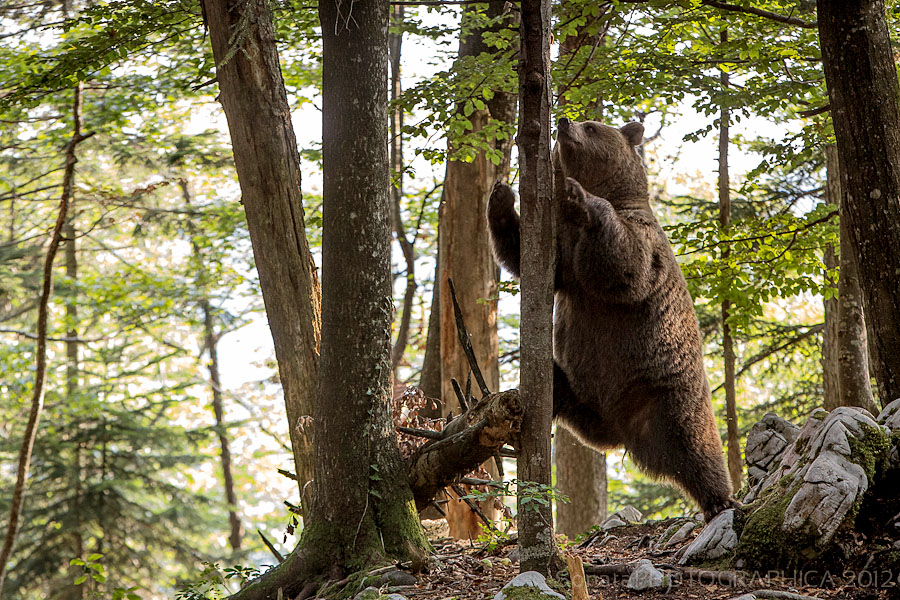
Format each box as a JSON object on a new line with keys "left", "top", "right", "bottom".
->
{"left": 487, "top": 118, "right": 735, "bottom": 520}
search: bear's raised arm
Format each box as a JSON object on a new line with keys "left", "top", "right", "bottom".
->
{"left": 563, "top": 178, "right": 660, "bottom": 303}
{"left": 487, "top": 182, "right": 522, "bottom": 279}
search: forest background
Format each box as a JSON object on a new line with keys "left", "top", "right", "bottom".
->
{"left": 0, "top": 0, "right": 895, "bottom": 598}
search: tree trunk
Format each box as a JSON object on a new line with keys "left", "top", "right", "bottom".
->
{"left": 517, "top": 0, "right": 557, "bottom": 575}
{"left": 419, "top": 233, "right": 442, "bottom": 402}
{"left": 718, "top": 33, "right": 742, "bottom": 493}
{"left": 824, "top": 145, "right": 878, "bottom": 413}
{"left": 0, "top": 84, "right": 92, "bottom": 596}
{"left": 819, "top": 0, "right": 900, "bottom": 407}
{"left": 553, "top": 10, "right": 607, "bottom": 539}
{"left": 221, "top": 3, "right": 427, "bottom": 597}
{"left": 180, "top": 179, "right": 245, "bottom": 552}
{"left": 204, "top": 302, "right": 244, "bottom": 551}
{"left": 554, "top": 430, "right": 606, "bottom": 537}
{"left": 311, "top": 0, "right": 428, "bottom": 569}
{"left": 63, "top": 188, "right": 85, "bottom": 600}
{"left": 202, "top": 0, "right": 321, "bottom": 504}
{"left": 438, "top": 1, "right": 517, "bottom": 538}
{"left": 389, "top": 5, "right": 417, "bottom": 376}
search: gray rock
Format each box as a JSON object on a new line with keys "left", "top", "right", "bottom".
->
{"left": 494, "top": 571, "right": 565, "bottom": 600}
{"left": 611, "top": 505, "right": 643, "bottom": 523}
{"left": 780, "top": 408, "right": 888, "bottom": 546}
{"left": 377, "top": 570, "right": 417, "bottom": 587}
{"left": 727, "top": 595, "right": 756, "bottom": 600}
{"left": 665, "top": 521, "right": 699, "bottom": 547}
{"left": 354, "top": 587, "right": 380, "bottom": 600}
{"left": 738, "top": 406, "right": 893, "bottom": 564}
{"left": 626, "top": 559, "right": 668, "bottom": 591}
{"left": 877, "top": 398, "right": 900, "bottom": 431}
{"left": 745, "top": 412, "right": 801, "bottom": 486}
{"left": 678, "top": 508, "right": 738, "bottom": 565}
{"left": 601, "top": 517, "right": 626, "bottom": 530}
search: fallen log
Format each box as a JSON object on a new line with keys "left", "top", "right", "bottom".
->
{"left": 407, "top": 389, "right": 523, "bottom": 510}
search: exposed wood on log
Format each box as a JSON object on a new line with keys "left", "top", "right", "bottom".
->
{"left": 407, "top": 390, "right": 523, "bottom": 510}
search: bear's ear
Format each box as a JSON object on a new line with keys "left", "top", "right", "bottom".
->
{"left": 620, "top": 122, "right": 644, "bottom": 146}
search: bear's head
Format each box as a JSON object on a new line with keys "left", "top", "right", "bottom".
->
{"left": 554, "top": 118, "right": 649, "bottom": 210}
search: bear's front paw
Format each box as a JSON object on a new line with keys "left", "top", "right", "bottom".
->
{"left": 560, "top": 177, "right": 590, "bottom": 225}
{"left": 565, "top": 177, "right": 587, "bottom": 205}
{"left": 488, "top": 181, "right": 517, "bottom": 222}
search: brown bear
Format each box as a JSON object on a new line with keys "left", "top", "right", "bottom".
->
{"left": 487, "top": 117, "right": 735, "bottom": 521}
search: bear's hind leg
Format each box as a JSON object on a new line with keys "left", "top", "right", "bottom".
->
{"left": 628, "top": 409, "right": 736, "bottom": 522}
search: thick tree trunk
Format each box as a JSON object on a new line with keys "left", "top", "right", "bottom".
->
{"left": 824, "top": 145, "right": 878, "bottom": 413}
{"left": 224, "top": 3, "right": 427, "bottom": 597}
{"left": 517, "top": 0, "right": 557, "bottom": 575}
{"left": 438, "top": 1, "right": 517, "bottom": 538}
{"left": 718, "top": 38, "right": 742, "bottom": 492}
{"left": 819, "top": 0, "right": 900, "bottom": 406}
{"left": 202, "top": 0, "right": 321, "bottom": 503}
{"left": 311, "top": 0, "right": 428, "bottom": 571}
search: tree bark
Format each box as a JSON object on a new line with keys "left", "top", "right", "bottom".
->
{"left": 824, "top": 145, "right": 878, "bottom": 414}
{"left": 202, "top": 0, "right": 322, "bottom": 504}
{"left": 718, "top": 32, "right": 742, "bottom": 493}
{"left": 438, "top": 0, "right": 517, "bottom": 538}
{"left": 224, "top": 3, "right": 428, "bottom": 597}
{"left": 517, "top": 0, "right": 557, "bottom": 575}
{"left": 818, "top": 0, "right": 900, "bottom": 407}
{"left": 311, "top": 0, "right": 428, "bottom": 568}
{"left": 0, "top": 84, "right": 93, "bottom": 596}
{"left": 553, "top": 9, "right": 607, "bottom": 539}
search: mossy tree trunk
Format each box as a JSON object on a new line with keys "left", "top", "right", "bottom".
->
{"left": 819, "top": 0, "right": 900, "bottom": 406}
{"left": 310, "top": 0, "right": 429, "bottom": 571}
{"left": 212, "top": 1, "right": 428, "bottom": 597}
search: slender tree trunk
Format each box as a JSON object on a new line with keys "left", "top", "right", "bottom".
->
{"left": 419, "top": 234, "right": 442, "bottom": 402}
{"left": 554, "top": 10, "right": 607, "bottom": 538}
{"left": 819, "top": 0, "right": 900, "bottom": 406}
{"left": 0, "top": 84, "right": 92, "bottom": 595}
{"left": 202, "top": 0, "right": 322, "bottom": 504}
{"left": 180, "top": 179, "right": 244, "bottom": 551}
{"left": 517, "top": 0, "right": 557, "bottom": 575}
{"left": 438, "top": 1, "right": 517, "bottom": 538}
{"left": 823, "top": 145, "right": 878, "bottom": 413}
{"left": 823, "top": 145, "right": 843, "bottom": 411}
{"left": 62, "top": 189, "right": 85, "bottom": 600}
{"left": 389, "top": 5, "right": 416, "bottom": 376}
{"left": 204, "top": 303, "right": 244, "bottom": 551}
{"left": 718, "top": 33, "right": 741, "bottom": 492}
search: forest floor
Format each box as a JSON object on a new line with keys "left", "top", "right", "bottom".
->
{"left": 384, "top": 518, "right": 900, "bottom": 600}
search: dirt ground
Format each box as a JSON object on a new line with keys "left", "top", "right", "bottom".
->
{"left": 376, "top": 519, "right": 900, "bottom": 600}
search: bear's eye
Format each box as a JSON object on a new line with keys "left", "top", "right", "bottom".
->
{"left": 585, "top": 124, "right": 596, "bottom": 133}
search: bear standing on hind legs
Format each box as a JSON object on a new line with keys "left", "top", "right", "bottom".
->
{"left": 487, "top": 117, "right": 736, "bottom": 521}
